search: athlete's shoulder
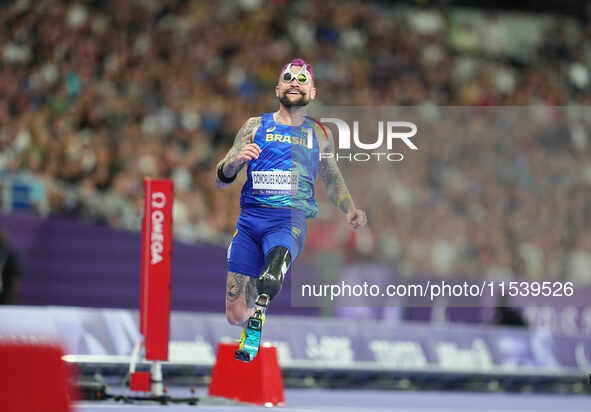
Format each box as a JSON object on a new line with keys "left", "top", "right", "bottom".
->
{"left": 238, "top": 116, "right": 263, "bottom": 137}
{"left": 244, "top": 116, "right": 263, "bottom": 126}
{"left": 304, "top": 117, "right": 329, "bottom": 140}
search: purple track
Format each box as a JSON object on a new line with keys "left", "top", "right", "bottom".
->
{"left": 77, "top": 388, "right": 591, "bottom": 411}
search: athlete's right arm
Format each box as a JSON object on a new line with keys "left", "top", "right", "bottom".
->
{"left": 215, "top": 117, "right": 262, "bottom": 189}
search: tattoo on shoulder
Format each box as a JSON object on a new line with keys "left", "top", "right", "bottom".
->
{"left": 218, "top": 117, "right": 262, "bottom": 180}
{"left": 318, "top": 131, "right": 335, "bottom": 153}
{"left": 232, "top": 117, "right": 261, "bottom": 148}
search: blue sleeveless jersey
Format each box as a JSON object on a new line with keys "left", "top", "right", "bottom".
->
{"left": 240, "top": 113, "right": 321, "bottom": 218}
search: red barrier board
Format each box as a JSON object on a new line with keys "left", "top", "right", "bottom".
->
{"left": 0, "top": 341, "right": 76, "bottom": 412}
{"left": 140, "top": 178, "right": 174, "bottom": 361}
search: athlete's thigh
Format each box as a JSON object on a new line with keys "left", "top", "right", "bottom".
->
{"left": 226, "top": 217, "right": 264, "bottom": 322}
{"left": 225, "top": 271, "right": 258, "bottom": 322}
{"left": 226, "top": 272, "right": 257, "bottom": 312}
{"left": 261, "top": 211, "right": 307, "bottom": 263}
{"left": 227, "top": 213, "right": 265, "bottom": 278}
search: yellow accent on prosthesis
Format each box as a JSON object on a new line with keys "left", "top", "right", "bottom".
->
{"left": 237, "top": 313, "right": 266, "bottom": 350}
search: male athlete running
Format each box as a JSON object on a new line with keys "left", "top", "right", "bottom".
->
{"left": 215, "top": 58, "right": 367, "bottom": 362}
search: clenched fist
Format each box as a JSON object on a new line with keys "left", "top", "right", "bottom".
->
{"left": 233, "top": 143, "right": 261, "bottom": 166}
{"left": 346, "top": 209, "right": 367, "bottom": 229}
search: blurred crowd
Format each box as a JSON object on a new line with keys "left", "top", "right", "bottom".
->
{"left": 1, "top": 0, "right": 591, "bottom": 282}
{"left": 320, "top": 107, "right": 591, "bottom": 285}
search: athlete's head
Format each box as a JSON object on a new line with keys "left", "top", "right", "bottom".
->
{"left": 276, "top": 58, "right": 317, "bottom": 108}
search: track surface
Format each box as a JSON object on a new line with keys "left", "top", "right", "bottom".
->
{"left": 77, "top": 388, "right": 591, "bottom": 411}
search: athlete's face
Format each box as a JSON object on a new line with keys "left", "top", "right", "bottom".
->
{"left": 276, "top": 65, "right": 317, "bottom": 108}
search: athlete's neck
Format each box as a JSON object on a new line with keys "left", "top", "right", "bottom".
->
{"left": 274, "top": 106, "right": 307, "bottom": 126}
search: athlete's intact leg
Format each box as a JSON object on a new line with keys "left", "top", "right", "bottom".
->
{"left": 225, "top": 271, "right": 258, "bottom": 326}
{"left": 225, "top": 245, "right": 291, "bottom": 326}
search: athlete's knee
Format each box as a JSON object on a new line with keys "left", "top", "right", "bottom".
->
{"left": 257, "top": 246, "right": 291, "bottom": 300}
{"left": 225, "top": 306, "right": 249, "bottom": 326}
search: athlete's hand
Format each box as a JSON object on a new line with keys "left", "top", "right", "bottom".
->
{"left": 346, "top": 209, "right": 367, "bottom": 229}
{"left": 234, "top": 143, "right": 261, "bottom": 166}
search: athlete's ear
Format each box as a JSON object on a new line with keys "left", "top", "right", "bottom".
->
{"left": 275, "top": 85, "right": 280, "bottom": 98}
{"left": 310, "top": 87, "right": 317, "bottom": 100}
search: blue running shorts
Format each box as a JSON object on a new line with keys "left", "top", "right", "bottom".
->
{"left": 227, "top": 206, "right": 307, "bottom": 278}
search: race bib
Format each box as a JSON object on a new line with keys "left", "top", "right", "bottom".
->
{"left": 252, "top": 170, "right": 299, "bottom": 195}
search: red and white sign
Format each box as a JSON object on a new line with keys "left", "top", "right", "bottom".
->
{"left": 140, "top": 178, "right": 173, "bottom": 361}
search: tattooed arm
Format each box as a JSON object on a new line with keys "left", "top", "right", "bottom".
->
{"left": 318, "top": 131, "right": 367, "bottom": 229}
{"left": 215, "top": 117, "right": 262, "bottom": 188}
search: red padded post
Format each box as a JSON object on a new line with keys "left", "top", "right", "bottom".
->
{"left": 208, "top": 343, "right": 285, "bottom": 406}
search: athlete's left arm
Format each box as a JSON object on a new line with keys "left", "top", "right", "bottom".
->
{"left": 317, "top": 132, "right": 367, "bottom": 229}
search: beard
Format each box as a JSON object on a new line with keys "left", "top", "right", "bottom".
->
{"left": 279, "top": 91, "right": 309, "bottom": 107}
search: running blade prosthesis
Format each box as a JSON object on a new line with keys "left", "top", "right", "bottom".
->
{"left": 235, "top": 294, "right": 269, "bottom": 362}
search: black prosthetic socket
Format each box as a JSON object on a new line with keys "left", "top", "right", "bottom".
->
{"left": 256, "top": 246, "right": 291, "bottom": 301}
{"left": 235, "top": 246, "right": 291, "bottom": 362}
